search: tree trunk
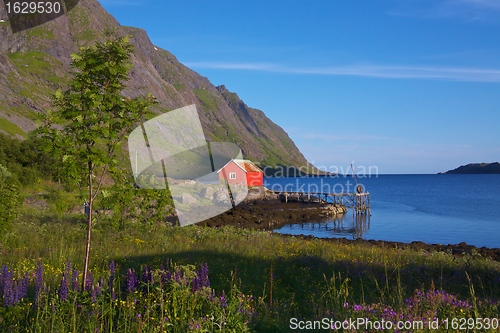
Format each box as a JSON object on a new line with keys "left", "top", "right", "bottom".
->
{"left": 82, "top": 162, "right": 93, "bottom": 290}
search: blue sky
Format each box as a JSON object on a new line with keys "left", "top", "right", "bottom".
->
{"left": 99, "top": 0, "right": 500, "bottom": 174}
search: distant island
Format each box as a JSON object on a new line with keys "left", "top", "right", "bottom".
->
{"left": 440, "top": 162, "right": 500, "bottom": 174}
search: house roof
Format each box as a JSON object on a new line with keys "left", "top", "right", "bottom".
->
{"left": 217, "top": 159, "right": 263, "bottom": 174}
{"left": 233, "top": 159, "right": 262, "bottom": 173}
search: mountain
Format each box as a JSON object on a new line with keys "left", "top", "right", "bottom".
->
{"left": 0, "top": 0, "right": 314, "bottom": 173}
{"left": 440, "top": 163, "right": 500, "bottom": 174}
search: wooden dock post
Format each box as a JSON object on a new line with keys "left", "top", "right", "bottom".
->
{"left": 275, "top": 189, "right": 370, "bottom": 215}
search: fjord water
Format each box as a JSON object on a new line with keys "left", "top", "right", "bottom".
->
{"left": 265, "top": 175, "right": 500, "bottom": 248}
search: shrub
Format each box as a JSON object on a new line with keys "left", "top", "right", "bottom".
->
{"left": 0, "top": 164, "right": 21, "bottom": 231}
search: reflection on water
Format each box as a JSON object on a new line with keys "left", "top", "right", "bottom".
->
{"left": 276, "top": 213, "right": 371, "bottom": 239}
{"left": 267, "top": 175, "right": 500, "bottom": 247}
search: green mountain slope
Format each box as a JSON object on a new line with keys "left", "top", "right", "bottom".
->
{"left": 0, "top": 0, "right": 314, "bottom": 171}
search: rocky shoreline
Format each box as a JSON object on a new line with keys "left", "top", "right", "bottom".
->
{"left": 199, "top": 187, "right": 346, "bottom": 230}
{"left": 198, "top": 188, "right": 500, "bottom": 261}
{"left": 200, "top": 201, "right": 347, "bottom": 230}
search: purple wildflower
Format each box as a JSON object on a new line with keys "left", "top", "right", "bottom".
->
{"left": 20, "top": 273, "right": 29, "bottom": 299}
{"left": 12, "top": 279, "right": 21, "bottom": 306}
{"left": 85, "top": 271, "right": 93, "bottom": 292}
{"left": 125, "top": 268, "right": 137, "bottom": 294}
{"left": 35, "top": 260, "right": 43, "bottom": 306}
{"left": 108, "top": 262, "right": 117, "bottom": 300}
{"left": 160, "top": 262, "right": 171, "bottom": 286}
{"left": 142, "top": 266, "right": 153, "bottom": 286}
{"left": 59, "top": 274, "right": 69, "bottom": 301}
{"left": 91, "top": 278, "right": 102, "bottom": 303}
{"left": 165, "top": 259, "right": 171, "bottom": 279}
{"left": 207, "top": 290, "right": 216, "bottom": 301}
{"left": 199, "top": 263, "right": 210, "bottom": 288}
{"left": 1, "top": 265, "right": 15, "bottom": 307}
{"left": 173, "top": 269, "right": 184, "bottom": 285}
{"left": 191, "top": 276, "right": 200, "bottom": 293}
{"left": 108, "top": 261, "right": 115, "bottom": 291}
{"left": 72, "top": 269, "right": 79, "bottom": 292}
{"left": 220, "top": 290, "right": 228, "bottom": 308}
{"left": 0, "top": 264, "right": 8, "bottom": 294}
{"left": 65, "top": 259, "right": 72, "bottom": 279}
{"left": 189, "top": 321, "right": 202, "bottom": 330}
{"left": 91, "top": 286, "right": 97, "bottom": 302}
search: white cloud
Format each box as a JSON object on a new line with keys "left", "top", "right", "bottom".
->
{"left": 387, "top": 0, "right": 500, "bottom": 23}
{"left": 456, "top": 0, "right": 500, "bottom": 11}
{"left": 186, "top": 62, "right": 278, "bottom": 71}
{"left": 185, "top": 61, "right": 500, "bottom": 82}
{"left": 295, "top": 132, "right": 392, "bottom": 142}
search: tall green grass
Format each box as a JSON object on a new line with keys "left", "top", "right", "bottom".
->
{"left": 1, "top": 210, "right": 499, "bottom": 331}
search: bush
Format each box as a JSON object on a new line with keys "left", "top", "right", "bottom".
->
{"left": 0, "top": 133, "right": 57, "bottom": 185}
{"left": 0, "top": 164, "right": 21, "bottom": 231}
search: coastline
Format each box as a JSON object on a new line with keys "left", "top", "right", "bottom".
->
{"left": 280, "top": 233, "right": 500, "bottom": 262}
{"left": 199, "top": 190, "right": 500, "bottom": 261}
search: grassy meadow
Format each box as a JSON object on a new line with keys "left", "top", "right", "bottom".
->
{"left": 1, "top": 191, "right": 500, "bottom": 332}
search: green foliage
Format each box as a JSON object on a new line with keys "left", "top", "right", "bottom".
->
{"left": 0, "top": 164, "right": 12, "bottom": 182}
{"left": 0, "top": 164, "right": 21, "bottom": 231}
{"left": 38, "top": 31, "right": 156, "bottom": 191}
{"left": 7, "top": 51, "right": 55, "bottom": 77}
{"left": 27, "top": 26, "right": 55, "bottom": 40}
{"left": 1, "top": 220, "right": 500, "bottom": 332}
{"left": 99, "top": 170, "right": 174, "bottom": 229}
{"left": 194, "top": 88, "right": 218, "bottom": 111}
{"left": 36, "top": 30, "right": 157, "bottom": 283}
{"left": 0, "top": 259, "right": 254, "bottom": 332}
{"left": 0, "top": 133, "right": 57, "bottom": 185}
{"left": 36, "top": 30, "right": 156, "bottom": 194}
{"left": 0, "top": 117, "right": 27, "bottom": 138}
{"left": 173, "top": 83, "right": 185, "bottom": 91}
{"left": 46, "top": 187, "right": 79, "bottom": 217}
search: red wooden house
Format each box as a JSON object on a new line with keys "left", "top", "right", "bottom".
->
{"left": 218, "top": 159, "right": 264, "bottom": 186}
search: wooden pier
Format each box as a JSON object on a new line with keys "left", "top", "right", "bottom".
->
{"left": 275, "top": 190, "right": 370, "bottom": 215}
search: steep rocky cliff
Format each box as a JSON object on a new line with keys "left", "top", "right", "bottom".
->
{"left": 0, "top": 0, "right": 314, "bottom": 171}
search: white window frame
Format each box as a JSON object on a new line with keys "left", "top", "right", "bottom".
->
{"left": 229, "top": 172, "right": 237, "bottom": 179}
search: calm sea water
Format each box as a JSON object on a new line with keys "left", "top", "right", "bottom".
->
{"left": 265, "top": 175, "right": 500, "bottom": 248}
